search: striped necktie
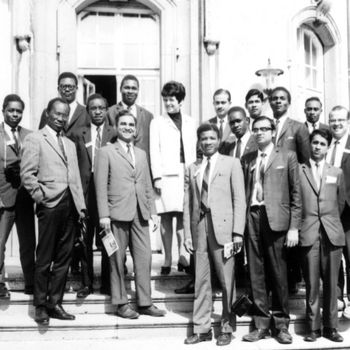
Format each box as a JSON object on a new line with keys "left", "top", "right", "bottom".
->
{"left": 200, "top": 157, "right": 211, "bottom": 217}
{"left": 256, "top": 153, "right": 266, "bottom": 202}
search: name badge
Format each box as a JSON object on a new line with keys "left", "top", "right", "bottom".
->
{"left": 326, "top": 176, "right": 337, "bottom": 184}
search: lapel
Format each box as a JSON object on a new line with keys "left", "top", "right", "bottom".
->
{"left": 243, "top": 134, "right": 256, "bottom": 155}
{"left": 102, "top": 123, "right": 115, "bottom": 146}
{"left": 264, "top": 147, "right": 278, "bottom": 173}
{"left": 302, "top": 162, "right": 319, "bottom": 195}
{"left": 210, "top": 154, "right": 223, "bottom": 184}
{"left": 1, "top": 122, "right": 19, "bottom": 155}
{"left": 341, "top": 135, "right": 350, "bottom": 166}
{"left": 66, "top": 103, "right": 83, "bottom": 132}
{"left": 276, "top": 117, "right": 290, "bottom": 142}
{"left": 222, "top": 123, "right": 231, "bottom": 142}
{"left": 194, "top": 161, "right": 202, "bottom": 194}
{"left": 82, "top": 126, "right": 92, "bottom": 165}
{"left": 114, "top": 141, "right": 134, "bottom": 168}
{"left": 42, "top": 126, "right": 67, "bottom": 165}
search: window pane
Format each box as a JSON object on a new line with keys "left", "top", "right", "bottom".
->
{"left": 305, "top": 67, "right": 311, "bottom": 87}
{"left": 312, "top": 41, "right": 317, "bottom": 67}
{"left": 304, "top": 33, "right": 310, "bottom": 65}
{"left": 98, "top": 44, "right": 115, "bottom": 67}
{"left": 312, "top": 69, "right": 317, "bottom": 89}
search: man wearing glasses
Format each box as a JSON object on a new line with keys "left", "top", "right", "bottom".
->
{"left": 241, "top": 116, "right": 301, "bottom": 345}
{"left": 39, "top": 72, "right": 89, "bottom": 138}
{"left": 69, "top": 94, "right": 116, "bottom": 298}
{"left": 326, "top": 106, "right": 350, "bottom": 318}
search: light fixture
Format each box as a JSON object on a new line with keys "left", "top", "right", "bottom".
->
{"left": 255, "top": 59, "right": 284, "bottom": 96}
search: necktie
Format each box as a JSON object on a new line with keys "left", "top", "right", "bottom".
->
{"left": 235, "top": 138, "right": 242, "bottom": 158}
{"left": 56, "top": 132, "right": 67, "bottom": 161}
{"left": 312, "top": 123, "right": 316, "bottom": 131}
{"left": 11, "top": 127, "right": 20, "bottom": 153}
{"left": 314, "top": 162, "right": 322, "bottom": 190}
{"left": 200, "top": 157, "right": 211, "bottom": 216}
{"left": 256, "top": 153, "right": 267, "bottom": 202}
{"left": 96, "top": 126, "right": 102, "bottom": 149}
{"left": 219, "top": 119, "right": 224, "bottom": 140}
{"left": 329, "top": 140, "right": 339, "bottom": 166}
{"left": 126, "top": 143, "right": 134, "bottom": 165}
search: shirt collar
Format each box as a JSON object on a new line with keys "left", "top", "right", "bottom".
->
{"left": 258, "top": 142, "right": 274, "bottom": 158}
{"left": 118, "top": 138, "right": 134, "bottom": 150}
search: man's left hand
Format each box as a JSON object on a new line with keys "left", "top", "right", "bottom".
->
{"left": 232, "top": 233, "right": 243, "bottom": 254}
{"left": 285, "top": 228, "right": 299, "bottom": 247}
{"left": 151, "top": 215, "right": 160, "bottom": 231}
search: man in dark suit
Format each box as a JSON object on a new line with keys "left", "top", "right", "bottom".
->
{"left": 304, "top": 97, "right": 329, "bottom": 133}
{"left": 269, "top": 86, "right": 310, "bottom": 294}
{"left": 208, "top": 89, "right": 235, "bottom": 148}
{"left": 325, "top": 106, "right": 350, "bottom": 317}
{"left": 221, "top": 106, "right": 258, "bottom": 157}
{"left": 300, "top": 129, "right": 345, "bottom": 343}
{"left": 108, "top": 75, "right": 153, "bottom": 165}
{"left": 21, "top": 97, "right": 86, "bottom": 325}
{"left": 241, "top": 116, "right": 302, "bottom": 344}
{"left": 95, "top": 111, "right": 165, "bottom": 319}
{"left": 38, "top": 72, "right": 89, "bottom": 139}
{"left": 183, "top": 123, "right": 246, "bottom": 346}
{"left": 245, "top": 89, "right": 265, "bottom": 130}
{"left": 0, "top": 94, "right": 35, "bottom": 298}
{"left": 70, "top": 94, "right": 116, "bottom": 298}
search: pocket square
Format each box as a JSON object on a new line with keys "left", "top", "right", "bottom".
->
{"left": 326, "top": 175, "right": 337, "bottom": 184}
{"left": 287, "top": 136, "right": 294, "bottom": 140}
{"left": 344, "top": 149, "right": 350, "bottom": 154}
{"left": 85, "top": 141, "right": 93, "bottom": 148}
{"left": 276, "top": 166, "right": 285, "bottom": 169}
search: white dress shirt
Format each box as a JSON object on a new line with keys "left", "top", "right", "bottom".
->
{"left": 46, "top": 125, "right": 66, "bottom": 151}
{"left": 199, "top": 151, "right": 219, "bottom": 203}
{"left": 121, "top": 101, "right": 137, "bottom": 118}
{"left": 310, "top": 158, "right": 325, "bottom": 190}
{"left": 118, "top": 139, "right": 135, "bottom": 166}
{"left": 251, "top": 143, "right": 274, "bottom": 206}
{"left": 306, "top": 121, "right": 320, "bottom": 134}
{"left": 3, "top": 122, "right": 18, "bottom": 144}
{"left": 67, "top": 100, "right": 78, "bottom": 125}
{"left": 326, "top": 131, "right": 349, "bottom": 168}
{"left": 274, "top": 112, "right": 289, "bottom": 141}
{"left": 215, "top": 115, "right": 228, "bottom": 132}
{"left": 234, "top": 131, "right": 251, "bottom": 158}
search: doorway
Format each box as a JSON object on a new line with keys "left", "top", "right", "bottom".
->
{"left": 84, "top": 75, "right": 116, "bottom": 107}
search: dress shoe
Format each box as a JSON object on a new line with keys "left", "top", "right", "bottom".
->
{"left": 174, "top": 280, "right": 195, "bottom": 294}
{"left": 24, "top": 285, "right": 34, "bottom": 295}
{"left": 323, "top": 328, "right": 343, "bottom": 342}
{"left": 177, "top": 262, "right": 191, "bottom": 274}
{"left": 304, "top": 329, "right": 321, "bottom": 342}
{"left": 116, "top": 304, "right": 139, "bottom": 319}
{"left": 35, "top": 306, "right": 49, "bottom": 325}
{"left": 0, "top": 284, "right": 10, "bottom": 300}
{"left": 276, "top": 328, "right": 293, "bottom": 344}
{"left": 242, "top": 328, "right": 270, "bottom": 342}
{"left": 216, "top": 332, "right": 231, "bottom": 346}
{"left": 76, "top": 286, "right": 93, "bottom": 299}
{"left": 184, "top": 330, "right": 212, "bottom": 344}
{"left": 48, "top": 304, "right": 75, "bottom": 320}
{"left": 160, "top": 266, "right": 171, "bottom": 275}
{"left": 138, "top": 304, "right": 166, "bottom": 317}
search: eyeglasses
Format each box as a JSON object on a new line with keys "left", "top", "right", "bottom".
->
{"left": 59, "top": 84, "right": 76, "bottom": 91}
{"left": 252, "top": 127, "right": 272, "bottom": 133}
{"left": 329, "top": 119, "right": 347, "bottom": 124}
{"left": 89, "top": 106, "right": 107, "bottom": 112}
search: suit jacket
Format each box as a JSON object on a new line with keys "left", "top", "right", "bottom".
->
{"left": 108, "top": 102, "right": 153, "bottom": 164}
{"left": 0, "top": 124, "right": 32, "bottom": 208}
{"left": 38, "top": 103, "right": 90, "bottom": 139}
{"left": 275, "top": 117, "right": 310, "bottom": 164}
{"left": 338, "top": 135, "right": 350, "bottom": 206}
{"left": 208, "top": 116, "right": 235, "bottom": 144}
{"left": 220, "top": 134, "right": 258, "bottom": 157}
{"left": 241, "top": 147, "right": 302, "bottom": 232}
{"left": 69, "top": 122, "right": 116, "bottom": 198}
{"left": 20, "top": 126, "right": 86, "bottom": 213}
{"left": 183, "top": 154, "right": 246, "bottom": 250}
{"left": 95, "top": 142, "right": 156, "bottom": 222}
{"left": 299, "top": 162, "right": 345, "bottom": 247}
{"left": 150, "top": 113, "right": 197, "bottom": 180}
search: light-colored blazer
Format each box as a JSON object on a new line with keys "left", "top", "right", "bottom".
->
{"left": 20, "top": 126, "right": 86, "bottom": 213}
{"left": 183, "top": 154, "right": 246, "bottom": 249}
{"left": 150, "top": 113, "right": 197, "bottom": 179}
{"left": 95, "top": 142, "right": 156, "bottom": 222}
{"left": 299, "top": 162, "right": 345, "bottom": 247}
{"left": 242, "top": 147, "right": 302, "bottom": 232}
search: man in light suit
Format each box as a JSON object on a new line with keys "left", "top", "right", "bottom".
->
{"left": 70, "top": 93, "right": 116, "bottom": 298}
{"left": 21, "top": 97, "right": 86, "bottom": 325}
{"left": 0, "top": 94, "right": 35, "bottom": 298}
{"left": 38, "top": 72, "right": 89, "bottom": 139}
{"left": 220, "top": 106, "right": 258, "bottom": 158}
{"left": 269, "top": 86, "right": 310, "bottom": 294}
{"left": 208, "top": 89, "right": 235, "bottom": 151}
{"left": 95, "top": 111, "right": 166, "bottom": 319}
{"left": 184, "top": 123, "right": 246, "bottom": 346}
{"left": 300, "top": 129, "right": 345, "bottom": 343}
{"left": 241, "top": 116, "right": 302, "bottom": 344}
{"left": 108, "top": 75, "right": 153, "bottom": 165}
{"left": 304, "top": 97, "right": 329, "bottom": 134}
{"left": 325, "top": 106, "right": 350, "bottom": 316}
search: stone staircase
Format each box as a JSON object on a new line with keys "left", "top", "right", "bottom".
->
{"left": 1, "top": 253, "right": 350, "bottom": 349}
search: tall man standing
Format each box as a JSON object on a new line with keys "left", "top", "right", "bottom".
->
{"left": 326, "top": 106, "right": 350, "bottom": 317}
{"left": 300, "top": 129, "right": 345, "bottom": 343}
{"left": 95, "top": 111, "right": 165, "bottom": 319}
{"left": 304, "top": 97, "right": 329, "bottom": 134}
{"left": 269, "top": 86, "right": 310, "bottom": 294}
{"left": 21, "top": 98, "right": 86, "bottom": 325}
{"left": 38, "top": 72, "right": 89, "bottom": 138}
{"left": 241, "top": 116, "right": 301, "bottom": 345}
{"left": 70, "top": 93, "right": 116, "bottom": 298}
{"left": 0, "top": 94, "right": 35, "bottom": 298}
{"left": 108, "top": 75, "right": 153, "bottom": 164}
{"left": 183, "top": 123, "right": 246, "bottom": 346}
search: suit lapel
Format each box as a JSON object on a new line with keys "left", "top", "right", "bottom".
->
{"left": 115, "top": 141, "right": 134, "bottom": 168}
{"left": 276, "top": 117, "right": 290, "bottom": 142}
{"left": 66, "top": 103, "right": 83, "bottom": 132}
{"left": 302, "top": 162, "right": 319, "bottom": 195}
{"left": 243, "top": 135, "right": 256, "bottom": 155}
{"left": 1, "top": 123, "right": 18, "bottom": 155}
{"left": 264, "top": 148, "right": 278, "bottom": 173}
{"left": 222, "top": 123, "right": 231, "bottom": 142}
{"left": 319, "top": 163, "right": 331, "bottom": 194}
{"left": 210, "top": 154, "right": 223, "bottom": 184}
{"left": 194, "top": 161, "right": 202, "bottom": 194}
{"left": 102, "top": 123, "right": 114, "bottom": 146}
{"left": 42, "top": 127, "right": 67, "bottom": 164}
{"left": 82, "top": 127, "right": 92, "bottom": 165}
